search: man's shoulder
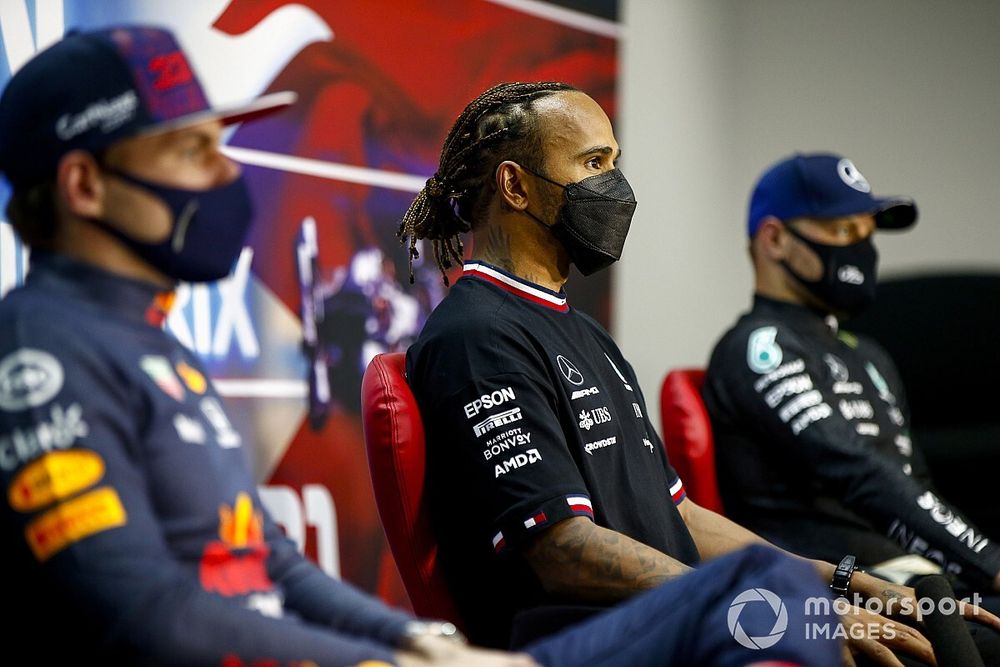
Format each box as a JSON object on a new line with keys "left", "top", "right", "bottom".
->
{"left": 0, "top": 284, "right": 79, "bottom": 341}
{"left": 407, "top": 282, "right": 541, "bottom": 393}
{"left": 705, "top": 306, "right": 822, "bottom": 394}
{"left": 414, "top": 287, "right": 511, "bottom": 355}
{"left": 836, "top": 327, "right": 898, "bottom": 369}
{"left": 0, "top": 283, "right": 131, "bottom": 381}
{"left": 709, "top": 307, "right": 786, "bottom": 360}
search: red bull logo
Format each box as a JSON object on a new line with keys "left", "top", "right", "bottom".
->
{"left": 200, "top": 492, "right": 273, "bottom": 596}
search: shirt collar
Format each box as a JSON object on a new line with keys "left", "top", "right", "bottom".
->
{"left": 461, "top": 260, "right": 569, "bottom": 313}
{"left": 26, "top": 251, "right": 176, "bottom": 328}
{"left": 752, "top": 293, "right": 839, "bottom": 335}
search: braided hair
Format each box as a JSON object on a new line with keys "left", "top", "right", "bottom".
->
{"left": 398, "top": 81, "right": 576, "bottom": 284}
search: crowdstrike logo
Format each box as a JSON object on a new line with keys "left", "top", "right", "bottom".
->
{"left": 727, "top": 588, "right": 788, "bottom": 650}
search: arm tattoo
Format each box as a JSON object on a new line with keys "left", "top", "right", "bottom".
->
{"left": 524, "top": 518, "right": 691, "bottom": 602}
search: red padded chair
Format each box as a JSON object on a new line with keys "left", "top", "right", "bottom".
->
{"left": 360, "top": 352, "right": 463, "bottom": 627}
{"left": 659, "top": 368, "right": 725, "bottom": 514}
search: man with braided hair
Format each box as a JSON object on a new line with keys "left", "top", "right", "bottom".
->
{"left": 403, "top": 82, "right": 1000, "bottom": 666}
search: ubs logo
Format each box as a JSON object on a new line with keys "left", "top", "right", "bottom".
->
{"left": 556, "top": 355, "right": 584, "bottom": 386}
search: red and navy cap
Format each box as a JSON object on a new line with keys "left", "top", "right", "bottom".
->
{"left": 747, "top": 152, "right": 918, "bottom": 237}
{"left": 0, "top": 24, "right": 295, "bottom": 187}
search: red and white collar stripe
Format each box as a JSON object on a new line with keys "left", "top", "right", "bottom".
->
{"left": 463, "top": 261, "right": 569, "bottom": 313}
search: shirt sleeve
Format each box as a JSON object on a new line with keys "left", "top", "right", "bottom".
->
{"left": 0, "top": 330, "right": 401, "bottom": 666}
{"left": 719, "top": 324, "right": 1000, "bottom": 584}
{"left": 424, "top": 369, "right": 595, "bottom": 555}
{"left": 265, "top": 519, "right": 412, "bottom": 646}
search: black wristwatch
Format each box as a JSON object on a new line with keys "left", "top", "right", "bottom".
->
{"left": 830, "top": 554, "right": 858, "bottom": 597}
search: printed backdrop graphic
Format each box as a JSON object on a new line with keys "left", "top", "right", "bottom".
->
{"left": 0, "top": 0, "right": 619, "bottom": 609}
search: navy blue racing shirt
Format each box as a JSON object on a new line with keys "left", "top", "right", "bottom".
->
{"left": 0, "top": 252, "right": 411, "bottom": 666}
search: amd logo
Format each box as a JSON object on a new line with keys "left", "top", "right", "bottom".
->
{"left": 494, "top": 448, "right": 542, "bottom": 478}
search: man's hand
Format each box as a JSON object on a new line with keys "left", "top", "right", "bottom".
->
{"left": 839, "top": 604, "right": 935, "bottom": 667}
{"left": 396, "top": 635, "right": 538, "bottom": 667}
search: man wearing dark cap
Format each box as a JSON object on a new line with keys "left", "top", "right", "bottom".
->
{"left": 703, "top": 151, "right": 1000, "bottom": 610}
{"left": 0, "top": 24, "right": 542, "bottom": 667}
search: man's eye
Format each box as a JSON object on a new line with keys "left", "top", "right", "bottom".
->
{"left": 180, "top": 142, "right": 206, "bottom": 160}
{"left": 586, "top": 156, "right": 602, "bottom": 169}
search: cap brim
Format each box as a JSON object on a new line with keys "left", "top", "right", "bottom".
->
{"left": 137, "top": 90, "right": 297, "bottom": 138}
{"left": 874, "top": 198, "right": 918, "bottom": 230}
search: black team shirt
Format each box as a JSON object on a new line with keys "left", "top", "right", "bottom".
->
{"left": 703, "top": 295, "right": 1000, "bottom": 588}
{"left": 407, "top": 261, "right": 700, "bottom": 647}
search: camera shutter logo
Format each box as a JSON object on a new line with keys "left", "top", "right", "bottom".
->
{"left": 727, "top": 588, "right": 788, "bottom": 650}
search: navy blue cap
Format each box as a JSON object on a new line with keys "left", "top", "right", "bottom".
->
{"left": 0, "top": 25, "right": 295, "bottom": 188}
{"left": 747, "top": 152, "right": 917, "bottom": 237}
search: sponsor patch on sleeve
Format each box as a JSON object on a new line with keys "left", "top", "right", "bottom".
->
{"left": 0, "top": 348, "right": 65, "bottom": 411}
{"left": 747, "top": 327, "right": 783, "bottom": 374}
{"left": 175, "top": 360, "right": 207, "bottom": 395}
{"left": 8, "top": 449, "right": 104, "bottom": 512}
{"left": 25, "top": 486, "right": 127, "bottom": 561}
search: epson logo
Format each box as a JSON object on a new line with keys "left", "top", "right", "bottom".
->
{"left": 464, "top": 387, "right": 516, "bottom": 418}
{"left": 494, "top": 448, "right": 542, "bottom": 478}
{"left": 473, "top": 407, "right": 523, "bottom": 438}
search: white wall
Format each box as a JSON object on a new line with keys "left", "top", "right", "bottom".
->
{"left": 618, "top": 0, "right": 1000, "bottom": 431}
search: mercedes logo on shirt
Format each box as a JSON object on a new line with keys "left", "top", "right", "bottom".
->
{"left": 556, "top": 355, "right": 584, "bottom": 386}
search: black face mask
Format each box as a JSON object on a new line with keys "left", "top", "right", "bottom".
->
{"left": 521, "top": 167, "right": 637, "bottom": 276}
{"left": 781, "top": 223, "right": 879, "bottom": 315}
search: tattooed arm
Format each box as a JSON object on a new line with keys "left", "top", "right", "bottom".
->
{"left": 521, "top": 517, "right": 692, "bottom": 602}
{"left": 677, "top": 496, "right": 775, "bottom": 561}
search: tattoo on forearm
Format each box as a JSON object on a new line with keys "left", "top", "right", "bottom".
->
{"left": 525, "top": 519, "right": 690, "bottom": 602}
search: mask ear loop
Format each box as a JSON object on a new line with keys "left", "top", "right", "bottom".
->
{"left": 780, "top": 220, "right": 814, "bottom": 245}
{"left": 500, "top": 162, "right": 561, "bottom": 231}
{"left": 775, "top": 220, "right": 825, "bottom": 290}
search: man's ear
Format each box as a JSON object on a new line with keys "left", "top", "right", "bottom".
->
{"left": 57, "top": 150, "right": 105, "bottom": 219}
{"left": 754, "top": 216, "right": 789, "bottom": 262}
{"left": 495, "top": 160, "right": 530, "bottom": 211}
